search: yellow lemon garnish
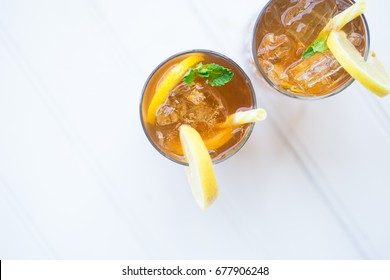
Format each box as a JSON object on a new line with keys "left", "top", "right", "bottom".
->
{"left": 179, "top": 125, "right": 218, "bottom": 210}
{"left": 147, "top": 54, "right": 204, "bottom": 124}
{"left": 328, "top": 30, "right": 390, "bottom": 97}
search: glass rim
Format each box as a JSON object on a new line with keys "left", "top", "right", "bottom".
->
{"left": 140, "top": 49, "right": 258, "bottom": 166}
{"left": 251, "top": 0, "right": 371, "bottom": 101}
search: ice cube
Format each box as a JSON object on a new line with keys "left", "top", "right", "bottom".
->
{"left": 183, "top": 85, "right": 226, "bottom": 126}
{"left": 155, "top": 82, "right": 227, "bottom": 146}
{"left": 258, "top": 33, "right": 294, "bottom": 65}
{"left": 261, "top": 60, "right": 274, "bottom": 74}
{"left": 348, "top": 32, "right": 364, "bottom": 48}
{"left": 187, "top": 88, "right": 206, "bottom": 105}
{"left": 156, "top": 130, "right": 164, "bottom": 146}
{"left": 286, "top": 50, "right": 343, "bottom": 93}
{"left": 281, "top": 0, "right": 337, "bottom": 46}
{"left": 156, "top": 105, "right": 179, "bottom": 126}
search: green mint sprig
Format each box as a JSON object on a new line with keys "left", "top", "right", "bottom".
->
{"left": 302, "top": 36, "right": 328, "bottom": 59}
{"left": 184, "top": 63, "right": 234, "bottom": 86}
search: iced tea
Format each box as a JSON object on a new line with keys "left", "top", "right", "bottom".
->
{"left": 141, "top": 50, "right": 256, "bottom": 164}
{"left": 253, "top": 0, "right": 369, "bottom": 98}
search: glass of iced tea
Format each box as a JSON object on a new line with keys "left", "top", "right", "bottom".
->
{"left": 252, "top": 0, "right": 370, "bottom": 99}
{"left": 140, "top": 50, "right": 257, "bottom": 165}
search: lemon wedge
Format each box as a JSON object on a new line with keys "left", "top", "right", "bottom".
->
{"left": 147, "top": 54, "right": 204, "bottom": 124}
{"left": 327, "top": 30, "right": 390, "bottom": 97}
{"left": 321, "top": 1, "right": 366, "bottom": 36}
{"left": 205, "top": 128, "right": 233, "bottom": 151}
{"left": 160, "top": 127, "right": 234, "bottom": 157}
{"left": 303, "top": 2, "right": 366, "bottom": 59}
{"left": 179, "top": 125, "right": 218, "bottom": 210}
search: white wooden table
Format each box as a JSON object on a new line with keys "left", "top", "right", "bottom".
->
{"left": 1, "top": 0, "right": 389, "bottom": 259}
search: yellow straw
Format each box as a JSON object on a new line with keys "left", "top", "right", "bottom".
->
{"left": 218, "top": 108, "right": 267, "bottom": 128}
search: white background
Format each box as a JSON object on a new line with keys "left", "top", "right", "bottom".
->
{"left": 0, "top": 0, "right": 389, "bottom": 259}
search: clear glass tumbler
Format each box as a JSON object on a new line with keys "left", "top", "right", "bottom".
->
{"left": 251, "top": 0, "right": 370, "bottom": 100}
{"left": 140, "top": 49, "right": 257, "bottom": 165}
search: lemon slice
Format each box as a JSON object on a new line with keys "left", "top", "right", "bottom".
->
{"left": 205, "top": 128, "right": 233, "bottom": 151}
{"left": 179, "top": 125, "right": 218, "bottom": 210}
{"left": 321, "top": 1, "right": 366, "bottom": 36}
{"left": 146, "top": 54, "right": 204, "bottom": 124}
{"left": 327, "top": 30, "right": 390, "bottom": 97}
{"left": 303, "top": 2, "right": 366, "bottom": 58}
{"left": 161, "top": 128, "right": 234, "bottom": 157}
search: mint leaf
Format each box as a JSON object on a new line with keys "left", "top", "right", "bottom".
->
{"left": 197, "top": 64, "right": 210, "bottom": 77}
{"left": 183, "top": 63, "right": 233, "bottom": 86}
{"left": 302, "top": 48, "right": 316, "bottom": 59}
{"left": 206, "top": 66, "right": 233, "bottom": 86}
{"left": 302, "top": 37, "right": 328, "bottom": 59}
{"left": 184, "top": 69, "right": 196, "bottom": 85}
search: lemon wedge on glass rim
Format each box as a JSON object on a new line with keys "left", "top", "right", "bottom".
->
{"left": 146, "top": 54, "right": 204, "bottom": 124}
{"left": 327, "top": 30, "right": 390, "bottom": 97}
{"left": 303, "top": 1, "right": 390, "bottom": 97}
{"left": 179, "top": 125, "right": 219, "bottom": 210}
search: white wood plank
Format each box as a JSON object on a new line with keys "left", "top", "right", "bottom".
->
{"left": 0, "top": 36, "right": 150, "bottom": 258}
